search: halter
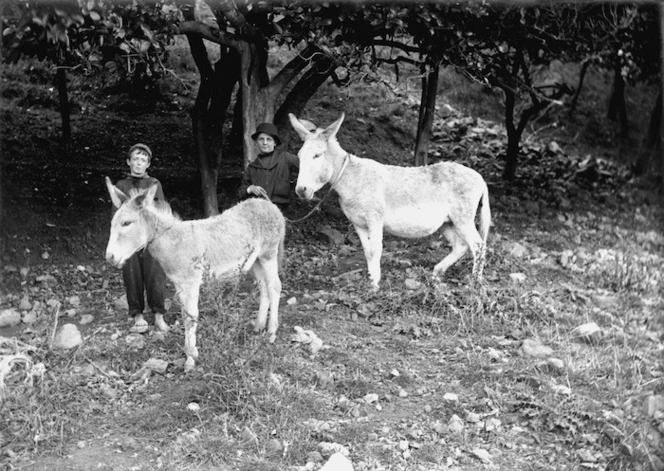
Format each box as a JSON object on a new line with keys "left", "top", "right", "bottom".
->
{"left": 286, "top": 153, "right": 351, "bottom": 224}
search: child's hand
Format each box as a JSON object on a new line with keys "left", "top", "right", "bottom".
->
{"left": 248, "top": 185, "right": 269, "bottom": 199}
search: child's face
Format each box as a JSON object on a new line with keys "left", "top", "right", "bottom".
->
{"left": 256, "top": 133, "right": 276, "bottom": 154}
{"left": 127, "top": 150, "right": 151, "bottom": 177}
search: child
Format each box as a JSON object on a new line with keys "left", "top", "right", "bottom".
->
{"left": 112, "top": 143, "right": 168, "bottom": 333}
{"left": 237, "top": 122, "right": 299, "bottom": 214}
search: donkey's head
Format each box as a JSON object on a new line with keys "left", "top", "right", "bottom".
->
{"left": 105, "top": 176, "right": 158, "bottom": 268}
{"left": 289, "top": 113, "right": 344, "bottom": 201}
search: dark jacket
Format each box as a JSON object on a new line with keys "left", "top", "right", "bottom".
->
{"left": 115, "top": 175, "right": 165, "bottom": 202}
{"left": 113, "top": 175, "right": 165, "bottom": 213}
{"left": 237, "top": 149, "right": 299, "bottom": 205}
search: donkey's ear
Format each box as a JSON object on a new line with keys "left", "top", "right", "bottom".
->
{"left": 143, "top": 183, "right": 159, "bottom": 207}
{"left": 321, "top": 113, "right": 344, "bottom": 141}
{"left": 105, "top": 176, "right": 128, "bottom": 209}
{"left": 289, "top": 113, "right": 312, "bottom": 141}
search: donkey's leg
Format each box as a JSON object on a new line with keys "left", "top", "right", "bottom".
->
{"left": 434, "top": 224, "right": 470, "bottom": 278}
{"left": 435, "top": 223, "right": 484, "bottom": 281}
{"left": 250, "top": 261, "right": 270, "bottom": 333}
{"left": 262, "top": 255, "right": 282, "bottom": 343}
{"left": 177, "top": 282, "right": 201, "bottom": 373}
{"left": 354, "top": 223, "right": 384, "bottom": 290}
{"left": 455, "top": 222, "right": 485, "bottom": 281}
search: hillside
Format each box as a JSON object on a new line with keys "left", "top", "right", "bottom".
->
{"left": 1, "top": 46, "right": 664, "bottom": 471}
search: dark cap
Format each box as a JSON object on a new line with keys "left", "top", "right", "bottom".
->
{"left": 128, "top": 143, "right": 152, "bottom": 160}
{"left": 251, "top": 122, "right": 281, "bottom": 146}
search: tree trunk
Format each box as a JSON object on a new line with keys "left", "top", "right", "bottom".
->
{"left": 56, "top": 66, "right": 71, "bottom": 142}
{"left": 187, "top": 36, "right": 239, "bottom": 216}
{"left": 660, "top": 1, "right": 664, "bottom": 194}
{"left": 414, "top": 62, "right": 439, "bottom": 166}
{"left": 634, "top": 91, "right": 661, "bottom": 176}
{"left": 238, "top": 41, "right": 277, "bottom": 166}
{"left": 607, "top": 64, "right": 628, "bottom": 138}
{"left": 274, "top": 52, "right": 335, "bottom": 148}
{"left": 569, "top": 59, "right": 590, "bottom": 117}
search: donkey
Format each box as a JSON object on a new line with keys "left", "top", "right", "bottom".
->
{"left": 105, "top": 177, "right": 285, "bottom": 372}
{"left": 289, "top": 113, "right": 491, "bottom": 290}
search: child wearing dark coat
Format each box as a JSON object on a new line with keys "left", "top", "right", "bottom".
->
{"left": 112, "top": 143, "right": 168, "bottom": 333}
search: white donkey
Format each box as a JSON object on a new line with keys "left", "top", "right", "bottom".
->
{"left": 289, "top": 113, "right": 491, "bottom": 290}
{"left": 105, "top": 178, "right": 285, "bottom": 372}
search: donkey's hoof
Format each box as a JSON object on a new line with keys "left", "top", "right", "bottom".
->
{"left": 268, "top": 332, "right": 277, "bottom": 344}
{"left": 184, "top": 358, "right": 195, "bottom": 373}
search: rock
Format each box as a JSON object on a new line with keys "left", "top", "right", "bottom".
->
{"left": 144, "top": 358, "right": 169, "bottom": 374}
{"left": 466, "top": 412, "right": 481, "bottom": 423}
{"left": 67, "top": 295, "right": 81, "bottom": 307}
{"left": 506, "top": 241, "right": 528, "bottom": 258}
{"left": 448, "top": 414, "right": 465, "bottom": 433}
{"left": 65, "top": 309, "right": 77, "bottom": 318}
{"left": 443, "top": 392, "right": 458, "bottom": 402}
{"left": 21, "top": 310, "right": 38, "bottom": 324}
{"left": 19, "top": 297, "right": 32, "bottom": 311}
{"left": 319, "top": 452, "right": 354, "bottom": 471}
{"left": 471, "top": 448, "right": 492, "bottom": 463}
{"left": 404, "top": 278, "right": 421, "bottom": 290}
{"left": 520, "top": 338, "right": 553, "bottom": 358}
{"left": 643, "top": 395, "right": 664, "bottom": 418}
{"left": 547, "top": 358, "right": 565, "bottom": 372}
{"left": 571, "top": 322, "right": 602, "bottom": 340}
{"left": 52, "top": 324, "right": 82, "bottom": 349}
{"left": 307, "top": 451, "right": 324, "bottom": 463}
{"left": 577, "top": 448, "right": 597, "bottom": 463}
{"left": 363, "top": 393, "right": 379, "bottom": 404}
{"left": 0, "top": 308, "right": 21, "bottom": 328}
{"left": 318, "top": 442, "right": 350, "bottom": 457}
{"left": 125, "top": 333, "right": 145, "bottom": 349}
{"left": 509, "top": 272, "right": 527, "bottom": 284}
{"left": 485, "top": 418, "right": 501, "bottom": 432}
{"left": 240, "top": 427, "right": 258, "bottom": 446}
{"left": 80, "top": 314, "right": 94, "bottom": 325}
{"left": 266, "top": 438, "right": 283, "bottom": 456}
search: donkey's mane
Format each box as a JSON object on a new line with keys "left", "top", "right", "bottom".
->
{"left": 126, "top": 188, "right": 181, "bottom": 223}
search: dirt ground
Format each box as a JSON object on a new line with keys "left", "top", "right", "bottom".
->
{"left": 1, "top": 60, "right": 664, "bottom": 471}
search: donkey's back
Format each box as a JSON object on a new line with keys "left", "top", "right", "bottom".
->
{"left": 186, "top": 198, "right": 285, "bottom": 278}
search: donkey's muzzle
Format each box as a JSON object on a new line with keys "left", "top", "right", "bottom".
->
{"left": 296, "top": 186, "right": 313, "bottom": 201}
{"left": 105, "top": 252, "right": 125, "bottom": 268}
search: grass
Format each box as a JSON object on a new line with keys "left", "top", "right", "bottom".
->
{"left": 2, "top": 40, "right": 664, "bottom": 471}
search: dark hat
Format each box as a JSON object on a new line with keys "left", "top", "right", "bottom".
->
{"left": 128, "top": 143, "right": 152, "bottom": 160}
{"left": 251, "top": 122, "right": 281, "bottom": 145}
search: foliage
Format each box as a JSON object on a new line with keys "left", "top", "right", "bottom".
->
{"left": 2, "top": 0, "right": 182, "bottom": 85}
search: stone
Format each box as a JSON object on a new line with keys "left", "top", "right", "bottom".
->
{"left": 21, "top": 310, "right": 38, "bottom": 324}
{"left": 52, "top": 324, "right": 82, "bottom": 349}
{"left": 240, "top": 427, "right": 258, "bottom": 446}
{"left": 643, "top": 395, "right": 664, "bottom": 418}
{"left": 0, "top": 308, "right": 21, "bottom": 328}
{"left": 19, "top": 297, "right": 32, "bottom": 311}
{"left": 448, "top": 414, "right": 465, "bottom": 433}
{"left": 144, "top": 358, "right": 169, "bottom": 374}
{"left": 80, "top": 314, "right": 95, "bottom": 325}
{"left": 266, "top": 438, "right": 283, "bottom": 456}
{"left": 520, "top": 338, "right": 553, "bottom": 358}
{"left": 571, "top": 322, "right": 602, "bottom": 339}
{"left": 319, "top": 452, "right": 354, "bottom": 471}
{"left": 509, "top": 272, "right": 527, "bottom": 284}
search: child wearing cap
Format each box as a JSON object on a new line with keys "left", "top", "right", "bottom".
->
{"left": 112, "top": 143, "right": 168, "bottom": 333}
{"left": 237, "top": 122, "right": 299, "bottom": 213}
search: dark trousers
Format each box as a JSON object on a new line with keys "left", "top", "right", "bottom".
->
{"left": 122, "top": 250, "right": 166, "bottom": 317}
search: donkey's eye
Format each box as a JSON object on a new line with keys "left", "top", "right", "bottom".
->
{"left": 313, "top": 152, "right": 323, "bottom": 159}
{"left": 122, "top": 221, "right": 133, "bottom": 227}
